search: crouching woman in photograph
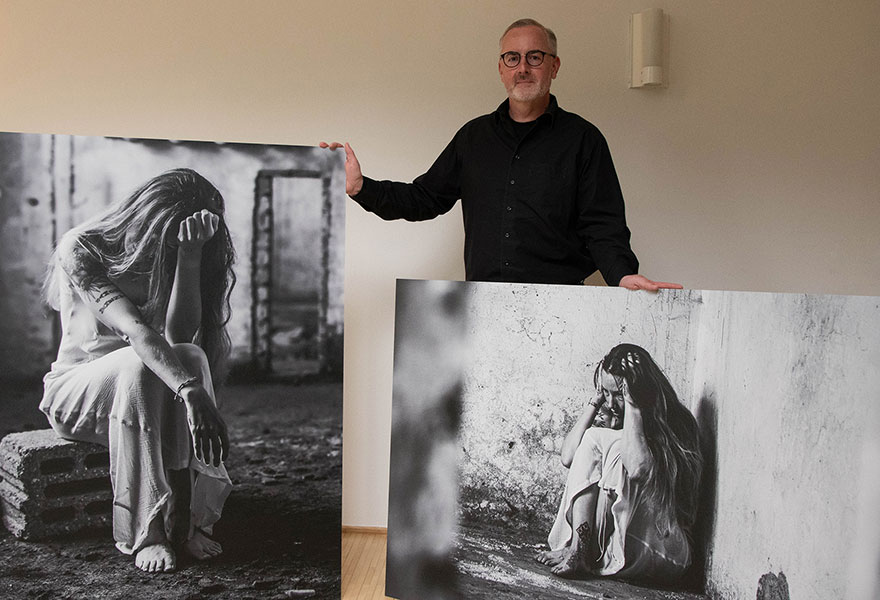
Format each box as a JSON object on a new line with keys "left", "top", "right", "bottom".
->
{"left": 536, "top": 344, "right": 702, "bottom": 582}
{"left": 40, "top": 168, "right": 235, "bottom": 573}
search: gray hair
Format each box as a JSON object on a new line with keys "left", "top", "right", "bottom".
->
{"left": 500, "top": 18, "right": 558, "bottom": 55}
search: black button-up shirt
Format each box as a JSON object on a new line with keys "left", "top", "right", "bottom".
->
{"left": 353, "top": 95, "right": 639, "bottom": 285}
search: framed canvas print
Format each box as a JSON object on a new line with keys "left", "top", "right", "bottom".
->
{"left": 386, "top": 279, "right": 879, "bottom": 600}
{"left": 0, "top": 132, "right": 344, "bottom": 599}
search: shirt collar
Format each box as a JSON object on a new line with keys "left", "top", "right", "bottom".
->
{"left": 495, "top": 94, "right": 559, "bottom": 126}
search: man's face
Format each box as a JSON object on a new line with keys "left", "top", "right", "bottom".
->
{"left": 498, "top": 25, "right": 560, "bottom": 104}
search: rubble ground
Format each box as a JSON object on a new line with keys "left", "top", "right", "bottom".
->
{"left": 0, "top": 379, "right": 342, "bottom": 600}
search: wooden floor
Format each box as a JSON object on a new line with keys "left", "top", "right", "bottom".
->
{"left": 341, "top": 528, "right": 391, "bottom": 599}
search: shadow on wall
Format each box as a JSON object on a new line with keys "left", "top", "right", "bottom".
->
{"left": 688, "top": 390, "right": 718, "bottom": 592}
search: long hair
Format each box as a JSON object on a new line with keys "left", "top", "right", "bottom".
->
{"left": 594, "top": 344, "right": 702, "bottom": 533}
{"left": 43, "top": 168, "right": 236, "bottom": 379}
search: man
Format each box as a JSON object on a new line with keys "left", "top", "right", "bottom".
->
{"left": 322, "top": 18, "right": 680, "bottom": 291}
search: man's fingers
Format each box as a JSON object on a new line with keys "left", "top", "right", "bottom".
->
{"left": 319, "top": 141, "right": 344, "bottom": 150}
{"left": 638, "top": 280, "right": 682, "bottom": 291}
{"left": 619, "top": 274, "right": 683, "bottom": 291}
{"left": 652, "top": 281, "right": 683, "bottom": 289}
{"left": 344, "top": 143, "right": 359, "bottom": 165}
{"left": 342, "top": 143, "right": 365, "bottom": 196}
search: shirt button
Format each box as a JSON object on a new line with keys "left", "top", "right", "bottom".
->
{"left": 515, "top": 155, "right": 520, "bottom": 159}
{"left": 506, "top": 206, "right": 512, "bottom": 211}
{"left": 504, "top": 261, "right": 510, "bottom": 266}
{"left": 510, "top": 179, "right": 515, "bottom": 185}
{"left": 504, "top": 232, "right": 510, "bottom": 238}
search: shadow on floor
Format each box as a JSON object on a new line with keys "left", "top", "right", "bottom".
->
{"left": 455, "top": 521, "right": 707, "bottom": 600}
{"left": 0, "top": 379, "right": 342, "bottom": 600}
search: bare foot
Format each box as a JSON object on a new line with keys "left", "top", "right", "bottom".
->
{"left": 535, "top": 547, "right": 567, "bottom": 566}
{"left": 183, "top": 530, "right": 223, "bottom": 560}
{"left": 135, "top": 542, "right": 176, "bottom": 573}
{"left": 550, "top": 546, "right": 585, "bottom": 579}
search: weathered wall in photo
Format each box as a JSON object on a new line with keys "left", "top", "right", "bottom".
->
{"left": 0, "top": 132, "right": 345, "bottom": 379}
{"left": 459, "top": 284, "right": 703, "bottom": 526}
{"left": 693, "top": 291, "right": 880, "bottom": 600}
{"left": 848, "top": 387, "right": 880, "bottom": 600}
{"left": 0, "top": 134, "right": 56, "bottom": 377}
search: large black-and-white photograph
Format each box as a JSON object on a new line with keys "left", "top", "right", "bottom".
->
{"left": 0, "top": 132, "right": 344, "bottom": 598}
{"left": 386, "top": 279, "right": 880, "bottom": 600}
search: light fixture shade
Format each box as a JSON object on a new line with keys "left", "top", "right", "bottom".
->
{"left": 630, "top": 8, "right": 668, "bottom": 88}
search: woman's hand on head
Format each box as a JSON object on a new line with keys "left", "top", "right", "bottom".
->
{"left": 620, "top": 379, "right": 637, "bottom": 406}
{"left": 180, "top": 383, "right": 229, "bottom": 467}
{"left": 177, "top": 209, "right": 220, "bottom": 254}
{"left": 588, "top": 392, "right": 605, "bottom": 410}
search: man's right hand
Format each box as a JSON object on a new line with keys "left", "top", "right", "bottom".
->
{"left": 319, "top": 141, "right": 364, "bottom": 196}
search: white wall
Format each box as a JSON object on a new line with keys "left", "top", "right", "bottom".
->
{"left": 2, "top": 0, "right": 878, "bottom": 534}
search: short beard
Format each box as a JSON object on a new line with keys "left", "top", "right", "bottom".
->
{"left": 508, "top": 80, "right": 550, "bottom": 103}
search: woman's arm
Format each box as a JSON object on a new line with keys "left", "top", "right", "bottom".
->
{"left": 560, "top": 394, "right": 603, "bottom": 468}
{"left": 620, "top": 380, "right": 652, "bottom": 480}
{"left": 58, "top": 235, "right": 228, "bottom": 466}
{"left": 165, "top": 210, "right": 219, "bottom": 344}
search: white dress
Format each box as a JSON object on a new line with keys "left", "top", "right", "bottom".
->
{"left": 40, "top": 267, "right": 231, "bottom": 555}
{"left": 547, "top": 426, "right": 692, "bottom": 582}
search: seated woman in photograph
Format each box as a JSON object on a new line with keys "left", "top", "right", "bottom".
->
{"left": 40, "top": 168, "right": 236, "bottom": 573}
{"left": 535, "top": 343, "right": 702, "bottom": 582}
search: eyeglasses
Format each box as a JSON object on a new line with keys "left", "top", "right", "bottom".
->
{"left": 500, "top": 50, "right": 555, "bottom": 69}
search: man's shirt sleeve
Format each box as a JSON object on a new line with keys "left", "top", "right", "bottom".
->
{"left": 351, "top": 135, "right": 462, "bottom": 222}
{"left": 575, "top": 131, "right": 639, "bottom": 286}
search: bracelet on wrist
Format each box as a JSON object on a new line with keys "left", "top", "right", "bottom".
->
{"left": 174, "top": 376, "right": 200, "bottom": 403}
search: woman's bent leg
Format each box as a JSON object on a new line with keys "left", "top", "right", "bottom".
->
{"left": 551, "top": 486, "right": 600, "bottom": 577}
{"left": 544, "top": 427, "right": 623, "bottom": 577}
{"left": 106, "top": 348, "right": 188, "bottom": 566}
{"left": 169, "top": 343, "right": 230, "bottom": 560}
{"left": 41, "top": 344, "right": 230, "bottom": 568}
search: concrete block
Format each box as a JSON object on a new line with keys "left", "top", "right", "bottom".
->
{"left": 0, "top": 429, "right": 112, "bottom": 540}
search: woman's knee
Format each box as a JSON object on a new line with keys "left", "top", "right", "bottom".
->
{"left": 572, "top": 427, "right": 622, "bottom": 469}
{"left": 171, "top": 343, "right": 215, "bottom": 393}
{"left": 171, "top": 343, "right": 209, "bottom": 373}
{"left": 584, "top": 426, "right": 621, "bottom": 450}
{"left": 115, "top": 349, "right": 159, "bottom": 387}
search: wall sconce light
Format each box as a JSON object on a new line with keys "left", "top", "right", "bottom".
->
{"left": 630, "top": 8, "right": 668, "bottom": 88}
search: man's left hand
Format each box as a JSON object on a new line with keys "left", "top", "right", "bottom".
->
{"left": 618, "top": 274, "right": 683, "bottom": 291}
